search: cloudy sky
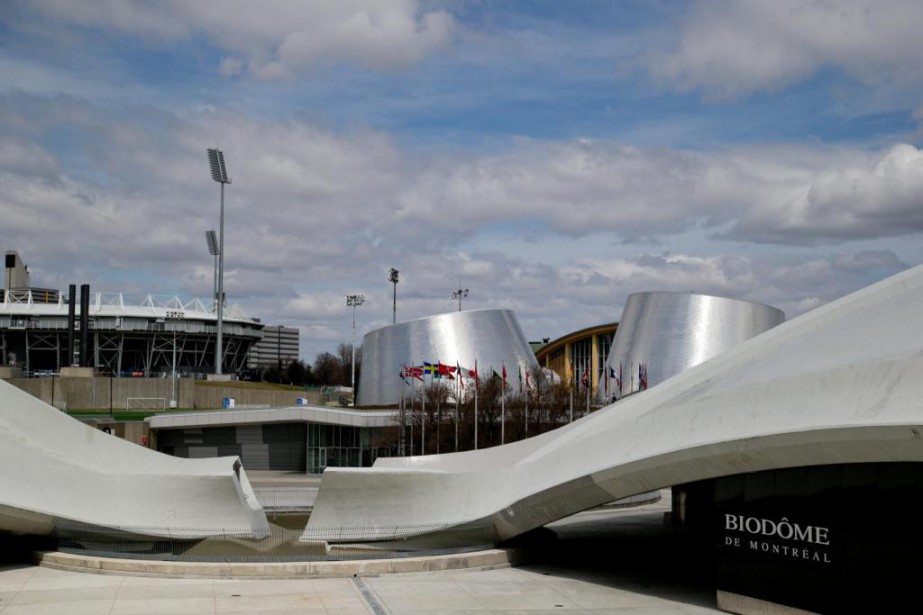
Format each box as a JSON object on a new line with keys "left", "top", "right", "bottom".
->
{"left": 2, "top": 0, "right": 923, "bottom": 362}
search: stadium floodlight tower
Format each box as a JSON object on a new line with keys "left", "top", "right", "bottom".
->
{"left": 345, "top": 294, "right": 366, "bottom": 393}
{"left": 207, "top": 148, "right": 231, "bottom": 375}
{"left": 205, "top": 230, "right": 219, "bottom": 310}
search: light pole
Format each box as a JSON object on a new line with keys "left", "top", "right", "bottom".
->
{"left": 206, "top": 148, "right": 231, "bottom": 375}
{"left": 166, "top": 309, "right": 185, "bottom": 408}
{"left": 205, "top": 230, "right": 218, "bottom": 310}
{"left": 345, "top": 294, "right": 365, "bottom": 394}
{"left": 389, "top": 268, "right": 399, "bottom": 325}
{"left": 451, "top": 288, "right": 468, "bottom": 311}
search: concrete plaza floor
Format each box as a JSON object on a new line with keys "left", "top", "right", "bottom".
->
{"left": 0, "top": 492, "right": 722, "bottom": 614}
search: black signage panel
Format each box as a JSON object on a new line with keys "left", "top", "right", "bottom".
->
{"left": 715, "top": 463, "right": 923, "bottom": 613}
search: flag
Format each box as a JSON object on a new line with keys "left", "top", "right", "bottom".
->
{"left": 603, "top": 366, "right": 608, "bottom": 395}
{"left": 581, "top": 367, "right": 589, "bottom": 389}
{"left": 502, "top": 363, "right": 508, "bottom": 391}
{"left": 473, "top": 360, "right": 478, "bottom": 385}
{"left": 405, "top": 366, "right": 424, "bottom": 381}
{"left": 525, "top": 369, "right": 531, "bottom": 391}
{"left": 639, "top": 363, "right": 648, "bottom": 390}
{"left": 617, "top": 362, "right": 622, "bottom": 391}
{"left": 423, "top": 362, "right": 438, "bottom": 378}
{"left": 438, "top": 362, "right": 456, "bottom": 379}
{"left": 400, "top": 367, "right": 409, "bottom": 385}
{"left": 518, "top": 365, "right": 523, "bottom": 395}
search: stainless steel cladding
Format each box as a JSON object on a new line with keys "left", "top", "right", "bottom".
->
{"left": 606, "top": 292, "right": 784, "bottom": 399}
{"left": 357, "top": 309, "right": 539, "bottom": 407}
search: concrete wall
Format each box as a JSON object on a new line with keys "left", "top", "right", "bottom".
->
{"left": 6, "top": 377, "right": 194, "bottom": 410}
{"left": 192, "top": 386, "right": 322, "bottom": 410}
{"left": 2, "top": 377, "right": 322, "bottom": 410}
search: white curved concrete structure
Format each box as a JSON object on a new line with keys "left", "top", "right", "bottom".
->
{"left": 305, "top": 264, "right": 923, "bottom": 545}
{"left": 0, "top": 380, "right": 269, "bottom": 537}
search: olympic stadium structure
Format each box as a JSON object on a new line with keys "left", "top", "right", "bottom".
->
{"left": 357, "top": 309, "right": 540, "bottom": 407}
{"left": 601, "top": 292, "right": 785, "bottom": 401}
{"left": 0, "top": 289, "right": 262, "bottom": 376}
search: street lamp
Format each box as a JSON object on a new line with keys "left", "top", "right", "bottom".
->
{"left": 389, "top": 268, "right": 399, "bottom": 325}
{"left": 205, "top": 230, "right": 218, "bottom": 310}
{"left": 206, "top": 148, "right": 231, "bottom": 375}
{"left": 451, "top": 288, "right": 468, "bottom": 311}
{"left": 165, "top": 309, "right": 185, "bottom": 408}
{"left": 345, "top": 294, "right": 366, "bottom": 394}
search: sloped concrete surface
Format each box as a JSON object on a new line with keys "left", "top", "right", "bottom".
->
{"left": 0, "top": 380, "right": 269, "bottom": 538}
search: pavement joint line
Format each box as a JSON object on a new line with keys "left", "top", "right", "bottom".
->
{"left": 32, "top": 547, "right": 526, "bottom": 579}
{"left": 351, "top": 576, "right": 389, "bottom": 615}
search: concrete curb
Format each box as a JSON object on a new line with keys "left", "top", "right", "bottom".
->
{"left": 34, "top": 548, "right": 526, "bottom": 579}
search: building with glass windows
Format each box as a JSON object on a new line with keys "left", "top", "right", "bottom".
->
{"left": 533, "top": 322, "right": 617, "bottom": 394}
{"left": 148, "top": 406, "right": 398, "bottom": 474}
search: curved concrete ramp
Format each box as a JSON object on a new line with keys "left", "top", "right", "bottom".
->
{"left": 305, "top": 265, "right": 923, "bottom": 545}
{"left": 0, "top": 381, "right": 268, "bottom": 538}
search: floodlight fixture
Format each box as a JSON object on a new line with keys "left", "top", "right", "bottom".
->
{"left": 205, "top": 230, "right": 219, "bottom": 311}
{"left": 207, "top": 148, "right": 231, "bottom": 184}
{"left": 205, "top": 230, "right": 218, "bottom": 256}
{"left": 452, "top": 288, "right": 469, "bottom": 311}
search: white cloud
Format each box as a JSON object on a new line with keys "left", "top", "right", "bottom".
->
{"left": 1, "top": 95, "right": 918, "bottom": 360}
{"left": 19, "top": 0, "right": 457, "bottom": 77}
{"left": 641, "top": 0, "right": 923, "bottom": 101}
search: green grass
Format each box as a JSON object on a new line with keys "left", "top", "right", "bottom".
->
{"left": 194, "top": 381, "right": 307, "bottom": 391}
{"left": 66, "top": 408, "right": 203, "bottom": 421}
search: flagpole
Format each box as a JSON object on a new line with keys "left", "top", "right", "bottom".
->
{"left": 399, "top": 368, "right": 405, "bottom": 456}
{"left": 410, "top": 361, "right": 415, "bottom": 456}
{"left": 474, "top": 359, "right": 479, "bottom": 450}
{"left": 585, "top": 368, "right": 590, "bottom": 416}
{"left": 501, "top": 363, "right": 506, "bottom": 445}
{"left": 421, "top": 373, "right": 426, "bottom": 455}
{"left": 524, "top": 367, "right": 529, "bottom": 437}
{"left": 455, "top": 360, "right": 460, "bottom": 452}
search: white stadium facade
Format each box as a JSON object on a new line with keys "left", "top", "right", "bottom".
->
{"left": 2, "top": 251, "right": 263, "bottom": 377}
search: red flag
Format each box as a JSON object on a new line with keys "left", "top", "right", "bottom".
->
{"left": 438, "top": 362, "right": 455, "bottom": 379}
{"left": 502, "top": 363, "right": 507, "bottom": 391}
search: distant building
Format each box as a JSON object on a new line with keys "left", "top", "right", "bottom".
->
{"left": 534, "top": 322, "right": 618, "bottom": 393}
{"left": 247, "top": 325, "right": 300, "bottom": 370}
{"left": 1, "top": 251, "right": 261, "bottom": 374}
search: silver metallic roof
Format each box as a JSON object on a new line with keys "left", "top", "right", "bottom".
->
{"left": 605, "top": 291, "right": 784, "bottom": 399}
{"left": 357, "top": 309, "right": 539, "bottom": 406}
